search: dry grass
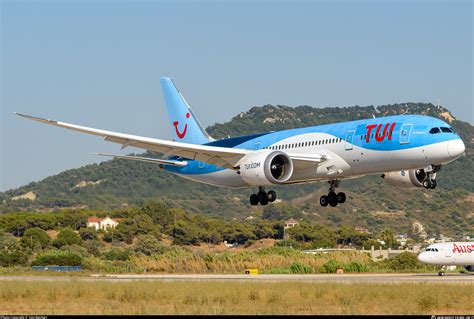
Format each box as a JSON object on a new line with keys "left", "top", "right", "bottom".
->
{"left": 0, "top": 280, "right": 472, "bottom": 315}
{"left": 128, "top": 249, "right": 372, "bottom": 274}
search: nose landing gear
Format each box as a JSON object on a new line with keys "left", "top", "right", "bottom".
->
{"left": 320, "top": 180, "right": 346, "bottom": 207}
{"left": 249, "top": 187, "right": 277, "bottom": 206}
{"left": 422, "top": 165, "right": 441, "bottom": 189}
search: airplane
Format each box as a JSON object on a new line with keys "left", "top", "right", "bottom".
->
{"left": 417, "top": 242, "right": 474, "bottom": 276}
{"left": 15, "top": 77, "right": 466, "bottom": 207}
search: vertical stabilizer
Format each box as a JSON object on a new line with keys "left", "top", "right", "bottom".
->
{"left": 160, "top": 77, "right": 213, "bottom": 144}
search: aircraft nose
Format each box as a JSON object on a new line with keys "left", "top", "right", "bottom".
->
{"left": 417, "top": 252, "right": 429, "bottom": 263}
{"left": 447, "top": 139, "right": 465, "bottom": 158}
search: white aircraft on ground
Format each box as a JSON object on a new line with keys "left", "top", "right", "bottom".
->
{"left": 417, "top": 242, "right": 474, "bottom": 275}
{"left": 16, "top": 77, "right": 466, "bottom": 207}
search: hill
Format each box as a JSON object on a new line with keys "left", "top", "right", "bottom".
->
{"left": 1, "top": 102, "right": 473, "bottom": 238}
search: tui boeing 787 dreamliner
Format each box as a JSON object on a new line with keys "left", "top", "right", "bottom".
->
{"left": 16, "top": 78, "right": 466, "bottom": 207}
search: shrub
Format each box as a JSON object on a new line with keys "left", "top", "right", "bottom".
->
{"left": 290, "top": 262, "right": 312, "bottom": 274}
{"left": 388, "top": 252, "right": 422, "bottom": 271}
{"left": 82, "top": 240, "right": 103, "bottom": 256}
{"left": 60, "top": 244, "right": 90, "bottom": 258}
{"left": 32, "top": 250, "right": 83, "bottom": 266}
{"left": 0, "top": 250, "right": 29, "bottom": 267}
{"left": 343, "top": 261, "right": 368, "bottom": 273}
{"left": 135, "top": 235, "right": 163, "bottom": 256}
{"left": 103, "top": 248, "right": 133, "bottom": 261}
{"left": 321, "top": 259, "right": 342, "bottom": 273}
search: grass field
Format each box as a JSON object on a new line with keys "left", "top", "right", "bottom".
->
{"left": 0, "top": 280, "right": 472, "bottom": 315}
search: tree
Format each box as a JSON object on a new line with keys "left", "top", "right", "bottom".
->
{"left": 20, "top": 227, "right": 50, "bottom": 250}
{"left": 0, "top": 232, "right": 19, "bottom": 251}
{"left": 380, "top": 228, "right": 397, "bottom": 249}
{"left": 172, "top": 220, "right": 201, "bottom": 245}
{"left": 53, "top": 228, "right": 82, "bottom": 248}
{"left": 135, "top": 235, "right": 162, "bottom": 256}
{"left": 79, "top": 227, "right": 97, "bottom": 240}
{"left": 336, "top": 226, "right": 370, "bottom": 247}
{"left": 362, "top": 239, "right": 382, "bottom": 250}
{"left": 132, "top": 214, "right": 156, "bottom": 235}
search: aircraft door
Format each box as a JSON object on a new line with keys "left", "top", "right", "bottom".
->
{"left": 345, "top": 130, "right": 355, "bottom": 150}
{"left": 399, "top": 124, "right": 413, "bottom": 144}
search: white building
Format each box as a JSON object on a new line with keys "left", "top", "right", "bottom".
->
{"left": 87, "top": 216, "right": 119, "bottom": 231}
{"left": 284, "top": 218, "right": 299, "bottom": 229}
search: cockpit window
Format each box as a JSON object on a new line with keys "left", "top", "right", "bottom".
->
{"left": 440, "top": 127, "right": 453, "bottom": 133}
{"left": 429, "top": 127, "right": 441, "bottom": 134}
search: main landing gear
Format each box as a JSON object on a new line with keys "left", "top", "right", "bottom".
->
{"left": 250, "top": 187, "right": 276, "bottom": 206}
{"left": 422, "top": 165, "right": 441, "bottom": 189}
{"left": 320, "top": 180, "right": 346, "bottom": 207}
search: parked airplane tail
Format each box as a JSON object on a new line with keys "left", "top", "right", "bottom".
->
{"left": 160, "top": 77, "right": 214, "bottom": 144}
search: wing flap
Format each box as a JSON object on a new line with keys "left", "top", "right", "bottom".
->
{"left": 289, "top": 153, "right": 328, "bottom": 169}
{"left": 94, "top": 153, "right": 188, "bottom": 166}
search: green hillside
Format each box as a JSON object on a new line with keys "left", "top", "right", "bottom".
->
{"left": 1, "top": 102, "right": 473, "bottom": 238}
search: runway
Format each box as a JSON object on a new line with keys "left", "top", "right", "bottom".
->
{"left": 0, "top": 273, "right": 473, "bottom": 283}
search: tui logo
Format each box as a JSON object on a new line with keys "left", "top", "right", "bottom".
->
{"left": 365, "top": 123, "right": 396, "bottom": 143}
{"left": 173, "top": 112, "right": 190, "bottom": 139}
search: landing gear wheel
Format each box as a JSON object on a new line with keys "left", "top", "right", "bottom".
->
{"left": 320, "top": 195, "right": 329, "bottom": 207}
{"left": 328, "top": 191, "right": 338, "bottom": 207}
{"left": 337, "top": 192, "right": 346, "bottom": 204}
{"left": 430, "top": 179, "right": 437, "bottom": 189}
{"left": 267, "top": 191, "right": 277, "bottom": 202}
{"left": 423, "top": 179, "right": 432, "bottom": 189}
{"left": 438, "top": 271, "right": 445, "bottom": 276}
{"left": 258, "top": 192, "right": 269, "bottom": 206}
{"left": 249, "top": 194, "right": 259, "bottom": 206}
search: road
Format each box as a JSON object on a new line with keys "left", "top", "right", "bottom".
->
{"left": 0, "top": 273, "right": 473, "bottom": 283}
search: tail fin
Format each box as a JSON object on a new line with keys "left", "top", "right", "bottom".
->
{"left": 160, "top": 77, "right": 213, "bottom": 144}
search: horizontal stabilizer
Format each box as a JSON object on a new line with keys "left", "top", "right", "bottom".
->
{"left": 94, "top": 153, "right": 188, "bottom": 167}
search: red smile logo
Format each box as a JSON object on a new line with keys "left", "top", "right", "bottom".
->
{"left": 173, "top": 112, "right": 190, "bottom": 139}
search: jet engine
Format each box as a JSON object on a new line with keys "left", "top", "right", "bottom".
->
{"left": 238, "top": 150, "right": 293, "bottom": 186}
{"left": 381, "top": 169, "right": 429, "bottom": 188}
{"left": 464, "top": 265, "right": 474, "bottom": 272}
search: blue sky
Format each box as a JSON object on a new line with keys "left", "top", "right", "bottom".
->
{"left": 1, "top": 0, "right": 472, "bottom": 191}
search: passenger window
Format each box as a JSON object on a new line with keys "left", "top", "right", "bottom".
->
{"left": 429, "top": 127, "right": 441, "bottom": 134}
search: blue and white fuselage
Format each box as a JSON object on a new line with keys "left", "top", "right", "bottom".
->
{"left": 16, "top": 77, "right": 466, "bottom": 207}
{"left": 165, "top": 114, "right": 465, "bottom": 188}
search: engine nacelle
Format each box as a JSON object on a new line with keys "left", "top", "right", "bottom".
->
{"left": 464, "top": 265, "right": 474, "bottom": 272}
{"left": 382, "top": 169, "right": 428, "bottom": 188}
{"left": 238, "top": 150, "right": 294, "bottom": 186}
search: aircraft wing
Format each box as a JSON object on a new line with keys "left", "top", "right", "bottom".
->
{"left": 15, "top": 113, "right": 248, "bottom": 169}
{"left": 15, "top": 113, "right": 328, "bottom": 171}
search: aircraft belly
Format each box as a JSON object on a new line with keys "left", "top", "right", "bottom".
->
{"left": 175, "top": 169, "right": 247, "bottom": 188}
